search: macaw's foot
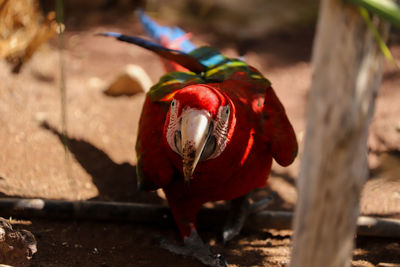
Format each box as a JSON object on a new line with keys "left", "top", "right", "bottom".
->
{"left": 159, "top": 229, "right": 228, "bottom": 267}
{"left": 222, "top": 191, "right": 276, "bottom": 243}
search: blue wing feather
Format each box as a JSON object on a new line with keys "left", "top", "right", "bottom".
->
{"left": 137, "top": 9, "right": 196, "bottom": 53}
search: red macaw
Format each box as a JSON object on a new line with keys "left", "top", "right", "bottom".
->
{"left": 100, "top": 11, "right": 297, "bottom": 267}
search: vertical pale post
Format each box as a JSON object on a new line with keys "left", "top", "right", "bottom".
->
{"left": 290, "top": 1, "right": 388, "bottom": 267}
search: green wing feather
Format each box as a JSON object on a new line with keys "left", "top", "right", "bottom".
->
{"left": 148, "top": 46, "right": 271, "bottom": 103}
{"left": 148, "top": 72, "right": 203, "bottom": 102}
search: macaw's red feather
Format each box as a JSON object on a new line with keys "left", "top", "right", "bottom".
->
{"left": 173, "top": 85, "right": 226, "bottom": 118}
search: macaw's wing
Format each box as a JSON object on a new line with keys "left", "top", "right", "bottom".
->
{"left": 262, "top": 86, "right": 298, "bottom": 166}
{"left": 135, "top": 97, "right": 175, "bottom": 191}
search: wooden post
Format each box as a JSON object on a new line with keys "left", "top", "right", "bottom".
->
{"left": 290, "top": 0, "right": 389, "bottom": 267}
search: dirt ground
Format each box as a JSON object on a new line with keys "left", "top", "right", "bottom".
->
{"left": 1, "top": 11, "right": 400, "bottom": 267}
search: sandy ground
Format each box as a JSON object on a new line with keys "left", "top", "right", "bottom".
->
{"left": 0, "top": 13, "right": 400, "bottom": 267}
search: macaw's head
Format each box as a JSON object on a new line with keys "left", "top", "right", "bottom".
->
{"left": 165, "top": 84, "right": 236, "bottom": 183}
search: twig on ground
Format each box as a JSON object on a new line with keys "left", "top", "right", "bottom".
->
{"left": 0, "top": 198, "right": 398, "bottom": 239}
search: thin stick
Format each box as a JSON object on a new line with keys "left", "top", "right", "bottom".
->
{"left": 0, "top": 198, "right": 398, "bottom": 239}
{"left": 56, "top": 0, "right": 73, "bottom": 186}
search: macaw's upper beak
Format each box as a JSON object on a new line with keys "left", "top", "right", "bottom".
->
{"left": 180, "top": 109, "right": 211, "bottom": 183}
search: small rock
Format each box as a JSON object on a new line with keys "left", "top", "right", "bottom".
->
{"left": 0, "top": 217, "right": 37, "bottom": 267}
{"left": 104, "top": 64, "right": 153, "bottom": 96}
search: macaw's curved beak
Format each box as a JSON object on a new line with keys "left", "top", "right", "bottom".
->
{"left": 180, "top": 109, "right": 211, "bottom": 183}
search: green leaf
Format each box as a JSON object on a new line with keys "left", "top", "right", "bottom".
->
{"left": 359, "top": 7, "right": 399, "bottom": 69}
{"left": 346, "top": 0, "right": 400, "bottom": 28}
{"left": 56, "top": 0, "right": 64, "bottom": 23}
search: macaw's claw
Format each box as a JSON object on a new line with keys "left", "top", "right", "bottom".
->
{"left": 249, "top": 191, "right": 277, "bottom": 214}
{"left": 223, "top": 191, "right": 276, "bottom": 244}
{"left": 158, "top": 230, "right": 228, "bottom": 267}
{"left": 222, "top": 194, "right": 250, "bottom": 244}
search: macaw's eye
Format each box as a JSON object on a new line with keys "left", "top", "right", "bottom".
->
{"left": 221, "top": 105, "right": 229, "bottom": 120}
{"left": 171, "top": 99, "right": 176, "bottom": 107}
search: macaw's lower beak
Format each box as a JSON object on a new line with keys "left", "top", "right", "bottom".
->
{"left": 180, "top": 109, "right": 211, "bottom": 183}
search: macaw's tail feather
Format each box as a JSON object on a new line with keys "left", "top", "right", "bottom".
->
{"left": 137, "top": 9, "right": 197, "bottom": 72}
{"left": 137, "top": 9, "right": 196, "bottom": 54}
{"left": 98, "top": 32, "right": 205, "bottom": 73}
